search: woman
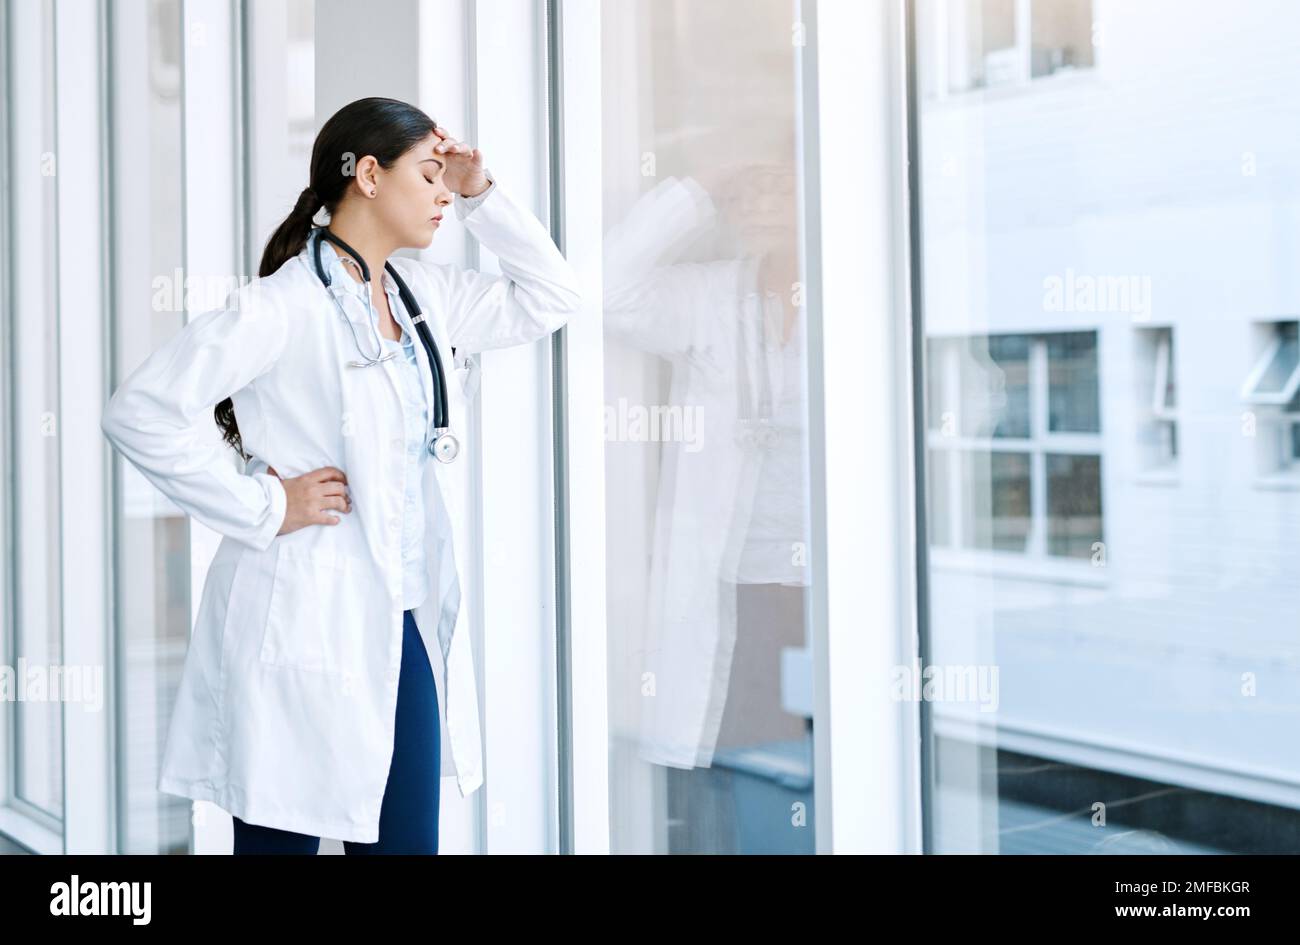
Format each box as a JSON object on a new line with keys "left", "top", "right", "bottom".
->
{"left": 101, "top": 97, "right": 583, "bottom": 854}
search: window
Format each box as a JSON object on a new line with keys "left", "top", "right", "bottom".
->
{"left": 5, "top": 0, "right": 65, "bottom": 838}
{"left": 600, "top": 0, "right": 816, "bottom": 854}
{"left": 926, "top": 330, "right": 1102, "bottom": 560}
{"left": 1242, "top": 321, "right": 1300, "bottom": 406}
{"left": 914, "top": 4, "right": 1300, "bottom": 855}
{"left": 1242, "top": 321, "right": 1300, "bottom": 480}
{"left": 1135, "top": 327, "right": 1178, "bottom": 472}
{"left": 107, "top": 0, "right": 195, "bottom": 854}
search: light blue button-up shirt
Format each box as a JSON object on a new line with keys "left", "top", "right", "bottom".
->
{"left": 380, "top": 327, "right": 431, "bottom": 608}
{"left": 306, "top": 175, "right": 496, "bottom": 610}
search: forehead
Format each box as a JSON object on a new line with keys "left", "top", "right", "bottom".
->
{"left": 407, "top": 133, "right": 444, "bottom": 168}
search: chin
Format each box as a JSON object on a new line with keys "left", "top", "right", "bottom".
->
{"left": 403, "top": 227, "right": 434, "bottom": 249}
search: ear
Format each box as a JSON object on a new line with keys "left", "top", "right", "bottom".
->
{"left": 353, "top": 154, "right": 381, "bottom": 196}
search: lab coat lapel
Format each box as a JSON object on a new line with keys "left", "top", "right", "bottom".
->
{"left": 386, "top": 271, "right": 438, "bottom": 434}
{"left": 317, "top": 277, "right": 404, "bottom": 579}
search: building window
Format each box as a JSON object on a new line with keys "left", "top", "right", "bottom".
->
{"left": 1135, "top": 327, "right": 1178, "bottom": 471}
{"left": 1242, "top": 321, "right": 1300, "bottom": 405}
{"left": 1242, "top": 320, "right": 1300, "bottom": 479}
{"left": 926, "top": 330, "right": 1103, "bottom": 560}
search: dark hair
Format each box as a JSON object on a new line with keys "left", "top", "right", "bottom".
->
{"left": 215, "top": 97, "right": 438, "bottom": 460}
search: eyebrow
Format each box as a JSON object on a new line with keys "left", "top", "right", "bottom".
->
{"left": 419, "top": 157, "right": 446, "bottom": 168}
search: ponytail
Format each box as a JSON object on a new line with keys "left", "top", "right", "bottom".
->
{"left": 259, "top": 186, "right": 322, "bottom": 279}
{"left": 214, "top": 186, "right": 321, "bottom": 461}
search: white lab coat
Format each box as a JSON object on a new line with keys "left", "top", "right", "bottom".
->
{"left": 101, "top": 180, "right": 582, "bottom": 843}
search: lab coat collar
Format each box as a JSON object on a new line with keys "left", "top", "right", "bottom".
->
{"left": 308, "top": 227, "right": 403, "bottom": 302}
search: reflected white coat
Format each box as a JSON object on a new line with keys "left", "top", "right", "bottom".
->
{"left": 101, "top": 181, "right": 582, "bottom": 843}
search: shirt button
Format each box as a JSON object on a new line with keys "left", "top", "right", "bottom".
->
{"left": 389, "top": 516, "right": 401, "bottom": 533}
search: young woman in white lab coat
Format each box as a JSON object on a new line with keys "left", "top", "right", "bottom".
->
{"left": 100, "top": 97, "right": 583, "bottom": 854}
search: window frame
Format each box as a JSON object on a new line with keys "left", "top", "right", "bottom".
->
{"left": 1134, "top": 325, "right": 1179, "bottom": 476}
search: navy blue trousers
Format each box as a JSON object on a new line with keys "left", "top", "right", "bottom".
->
{"left": 232, "top": 609, "right": 441, "bottom": 854}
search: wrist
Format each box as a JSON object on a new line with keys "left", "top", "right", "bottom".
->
{"left": 460, "top": 173, "right": 494, "bottom": 199}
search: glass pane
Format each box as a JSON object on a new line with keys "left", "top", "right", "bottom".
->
{"left": 1256, "top": 323, "right": 1299, "bottom": 396}
{"left": 962, "top": 450, "right": 1031, "bottom": 552}
{"left": 1044, "top": 452, "right": 1101, "bottom": 558}
{"left": 927, "top": 449, "right": 953, "bottom": 547}
{"left": 602, "top": 0, "right": 815, "bottom": 853}
{"left": 1162, "top": 331, "right": 1176, "bottom": 409}
{"left": 916, "top": 0, "right": 1300, "bottom": 853}
{"left": 1046, "top": 330, "right": 1099, "bottom": 433}
{"left": 984, "top": 334, "right": 1031, "bottom": 438}
{"left": 10, "top": 0, "right": 64, "bottom": 821}
{"left": 108, "top": 0, "right": 191, "bottom": 854}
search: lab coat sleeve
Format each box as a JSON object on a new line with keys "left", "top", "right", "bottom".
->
{"left": 425, "top": 177, "right": 584, "bottom": 355}
{"left": 603, "top": 175, "right": 718, "bottom": 360}
{"left": 100, "top": 283, "right": 290, "bottom": 552}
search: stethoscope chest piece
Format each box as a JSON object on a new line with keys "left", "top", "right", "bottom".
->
{"left": 430, "top": 429, "right": 460, "bottom": 463}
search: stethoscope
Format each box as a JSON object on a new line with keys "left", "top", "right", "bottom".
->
{"left": 311, "top": 227, "right": 460, "bottom": 464}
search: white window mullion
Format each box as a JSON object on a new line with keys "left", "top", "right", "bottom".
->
{"left": 552, "top": 0, "right": 609, "bottom": 855}
{"left": 465, "top": 0, "right": 557, "bottom": 855}
{"left": 811, "top": 0, "right": 919, "bottom": 853}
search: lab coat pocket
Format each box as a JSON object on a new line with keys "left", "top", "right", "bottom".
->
{"left": 259, "top": 545, "right": 367, "bottom": 677}
{"left": 453, "top": 353, "right": 481, "bottom": 402}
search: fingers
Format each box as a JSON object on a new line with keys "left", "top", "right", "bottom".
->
{"left": 311, "top": 466, "right": 349, "bottom": 485}
{"left": 311, "top": 499, "right": 348, "bottom": 526}
{"left": 433, "top": 127, "right": 471, "bottom": 155}
{"left": 318, "top": 494, "right": 351, "bottom": 514}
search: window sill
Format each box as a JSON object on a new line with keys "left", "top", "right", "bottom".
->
{"left": 928, "top": 546, "right": 1110, "bottom": 587}
{"left": 0, "top": 806, "right": 61, "bottom": 854}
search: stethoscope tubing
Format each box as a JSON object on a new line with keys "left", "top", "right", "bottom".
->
{"left": 311, "top": 227, "right": 451, "bottom": 433}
